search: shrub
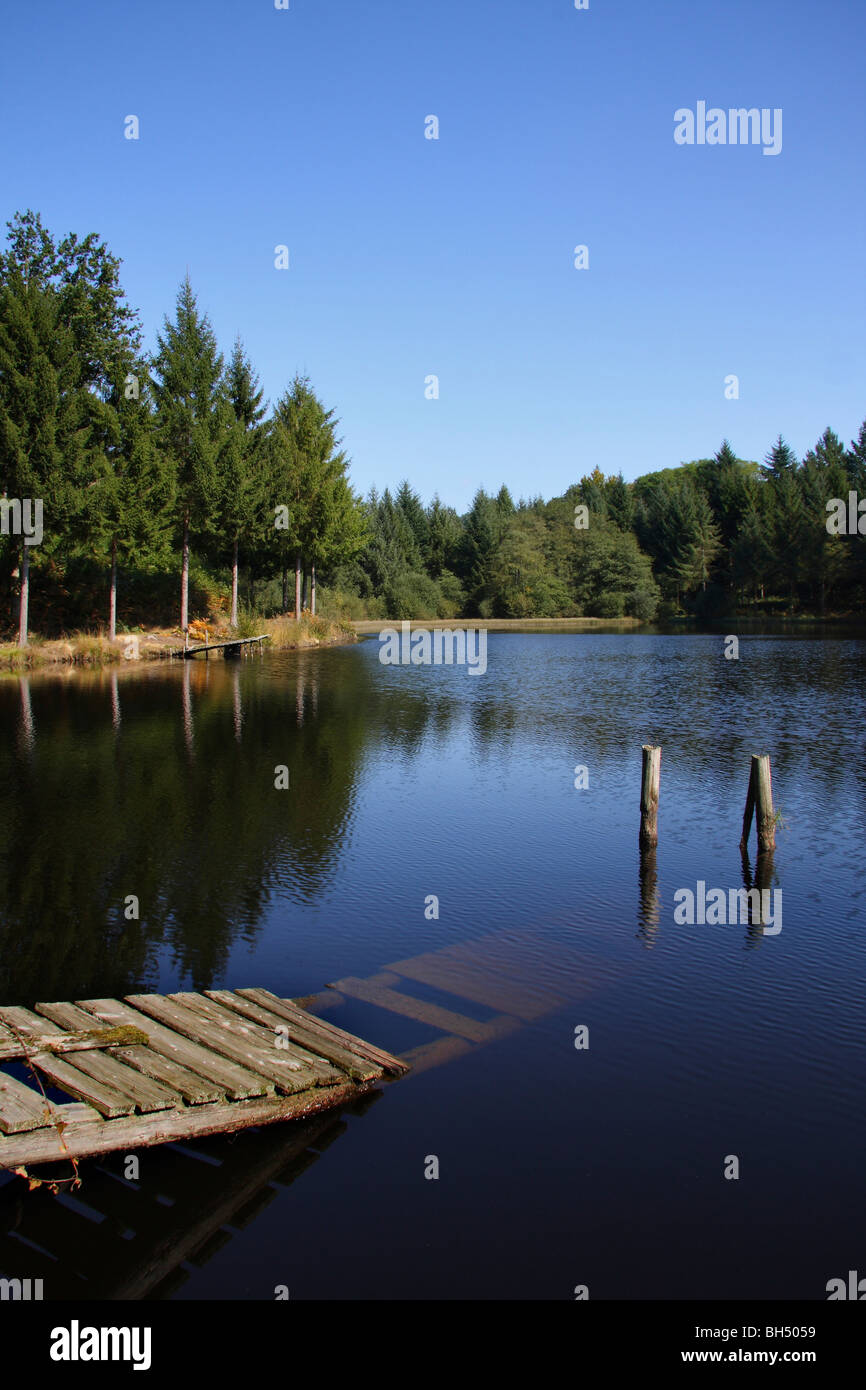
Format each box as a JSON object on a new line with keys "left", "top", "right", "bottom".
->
{"left": 626, "top": 588, "right": 659, "bottom": 621}
{"left": 589, "top": 592, "right": 626, "bottom": 618}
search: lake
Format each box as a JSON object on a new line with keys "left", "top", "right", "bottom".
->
{"left": 1, "top": 629, "right": 864, "bottom": 1299}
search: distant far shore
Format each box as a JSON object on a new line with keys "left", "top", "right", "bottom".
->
{"left": 351, "top": 617, "right": 642, "bottom": 633}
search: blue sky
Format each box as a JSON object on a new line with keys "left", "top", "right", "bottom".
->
{"left": 1, "top": 0, "right": 863, "bottom": 512}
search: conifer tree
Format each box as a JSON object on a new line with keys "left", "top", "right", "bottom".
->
{"left": 218, "top": 337, "right": 267, "bottom": 625}
{"left": 151, "top": 276, "right": 226, "bottom": 630}
{"left": 0, "top": 274, "right": 86, "bottom": 644}
{"left": 762, "top": 435, "right": 799, "bottom": 478}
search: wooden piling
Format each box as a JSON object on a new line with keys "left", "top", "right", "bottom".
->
{"left": 739, "top": 754, "right": 775, "bottom": 855}
{"left": 639, "top": 744, "right": 661, "bottom": 848}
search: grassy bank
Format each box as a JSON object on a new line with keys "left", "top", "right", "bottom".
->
{"left": 0, "top": 613, "right": 355, "bottom": 671}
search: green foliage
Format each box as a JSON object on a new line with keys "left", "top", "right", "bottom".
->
{"left": 2, "top": 207, "right": 864, "bottom": 637}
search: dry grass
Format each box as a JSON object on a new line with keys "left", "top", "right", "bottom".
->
{"left": 0, "top": 632, "right": 124, "bottom": 670}
{"left": 0, "top": 613, "right": 355, "bottom": 670}
{"left": 261, "top": 613, "right": 355, "bottom": 649}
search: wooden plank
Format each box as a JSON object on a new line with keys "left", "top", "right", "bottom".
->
{"left": 35, "top": 1002, "right": 222, "bottom": 1106}
{"left": 205, "top": 991, "right": 381, "bottom": 1083}
{"left": 32, "top": 1006, "right": 182, "bottom": 1114}
{"left": 398, "top": 1036, "right": 474, "bottom": 1077}
{"left": 237, "top": 989, "right": 409, "bottom": 1074}
{"left": 127, "top": 994, "right": 324, "bottom": 1094}
{"left": 384, "top": 952, "right": 561, "bottom": 1021}
{"left": 327, "top": 977, "right": 512, "bottom": 1043}
{"left": 442, "top": 932, "right": 606, "bottom": 991}
{"left": 246, "top": 988, "right": 410, "bottom": 1072}
{"left": 0, "top": 1007, "right": 139, "bottom": 1118}
{"left": 171, "top": 993, "right": 340, "bottom": 1086}
{"left": 0, "top": 1021, "right": 19, "bottom": 1058}
{"left": 25, "top": 1053, "right": 137, "bottom": 1119}
{"left": 0, "top": 1071, "right": 59, "bottom": 1134}
{"left": 76, "top": 999, "right": 270, "bottom": 1101}
{"left": 0, "top": 1010, "right": 149, "bottom": 1062}
{"left": 293, "top": 989, "right": 344, "bottom": 1013}
{"left": 0, "top": 1078, "right": 376, "bottom": 1167}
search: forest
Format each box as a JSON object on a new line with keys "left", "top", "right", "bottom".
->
{"left": 1, "top": 209, "right": 864, "bottom": 644}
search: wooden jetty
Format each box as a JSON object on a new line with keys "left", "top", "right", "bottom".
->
{"left": 0, "top": 927, "right": 625, "bottom": 1295}
{"left": 181, "top": 634, "right": 270, "bottom": 660}
{"left": 0, "top": 989, "right": 408, "bottom": 1169}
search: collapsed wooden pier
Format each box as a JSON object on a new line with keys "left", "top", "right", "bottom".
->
{"left": 0, "top": 989, "right": 408, "bottom": 1169}
{"left": 181, "top": 634, "right": 270, "bottom": 660}
{"left": 0, "top": 928, "right": 625, "bottom": 1293}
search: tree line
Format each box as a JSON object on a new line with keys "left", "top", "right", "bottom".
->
{"left": 0, "top": 210, "right": 364, "bottom": 645}
{"left": 333, "top": 431, "right": 865, "bottom": 622}
{"left": 1, "top": 210, "right": 864, "bottom": 642}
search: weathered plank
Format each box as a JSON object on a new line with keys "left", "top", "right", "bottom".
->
{"left": 0, "top": 1071, "right": 59, "bottom": 1134}
{"left": 26, "top": 1053, "right": 137, "bottom": 1119}
{"left": 172, "top": 993, "right": 340, "bottom": 1085}
{"left": 128, "top": 994, "right": 326, "bottom": 1094}
{"left": 31, "top": 1005, "right": 182, "bottom": 1114}
{"left": 35, "top": 1001, "right": 223, "bottom": 1106}
{"left": 0, "top": 1009, "right": 149, "bottom": 1062}
{"left": 384, "top": 952, "right": 560, "bottom": 1021}
{"left": 398, "top": 1035, "right": 474, "bottom": 1077}
{"left": 0, "top": 1079, "right": 376, "bottom": 1167}
{"left": 28, "top": 1006, "right": 180, "bottom": 1112}
{"left": 237, "top": 989, "right": 409, "bottom": 1074}
{"left": 206, "top": 991, "right": 381, "bottom": 1083}
{"left": 327, "top": 976, "right": 513, "bottom": 1043}
{"left": 0, "top": 1007, "right": 140, "bottom": 1118}
{"left": 76, "top": 999, "right": 271, "bottom": 1101}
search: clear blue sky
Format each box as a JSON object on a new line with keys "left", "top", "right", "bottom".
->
{"left": 1, "top": 0, "right": 863, "bottom": 512}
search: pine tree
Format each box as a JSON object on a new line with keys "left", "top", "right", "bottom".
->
{"left": 88, "top": 369, "right": 174, "bottom": 638}
{"left": 762, "top": 435, "right": 799, "bottom": 478}
{"left": 151, "top": 276, "right": 226, "bottom": 630}
{"left": 846, "top": 420, "right": 866, "bottom": 492}
{"left": 0, "top": 274, "right": 86, "bottom": 644}
{"left": 1, "top": 210, "right": 150, "bottom": 636}
{"left": 267, "top": 376, "right": 351, "bottom": 615}
{"left": 218, "top": 337, "right": 267, "bottom": 625}
{"left": 799, "top": 429, "right": 849, "bottom": 614}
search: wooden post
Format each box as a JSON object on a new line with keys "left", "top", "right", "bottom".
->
{"left": 639, "top": 745, "right": 661, "bottom": 848}
{"left": 739, "top": 754, "right": 775, "bottom": 855}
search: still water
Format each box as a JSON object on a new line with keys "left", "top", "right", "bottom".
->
{"left": 0, "top": 631, "right": 864, "bottom": 1299}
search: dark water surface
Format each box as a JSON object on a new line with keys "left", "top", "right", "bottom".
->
{"left": 0, "top": 631, "right": 864, "bottom": 1299}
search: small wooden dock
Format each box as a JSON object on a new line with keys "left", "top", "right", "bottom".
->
{"left": 182, "top": 635, "right": 270, "bottom": 660}
{"left": 0, "top": 989, "right": 408, "bottom": 1169}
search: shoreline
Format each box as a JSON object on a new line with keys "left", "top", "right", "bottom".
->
{"left": 351, "top": 616, "right": 642, "bottom": 633}
{"left": 0, "top": 615, "right": 356, "bottom": 672}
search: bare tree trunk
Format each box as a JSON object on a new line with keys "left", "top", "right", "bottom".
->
{"left": 302, "top": 567, "right": 308, "bottom": 612}
{"left": 109, "top": 536, "right": 117, "bottom": 641}
{"left": 231, "top": 536, "right": 239, "bottom": 627}
{"left": 295, "top": 553, "right": 302, "bottom": 619}
{"left": 311, "top": 562, "right": 316, "bottom": 616}
{"left": 181, "top": 511, "right": 190, "bottom": 631}
{"left": 17, "top": 543, "right": 29, "bottom": 648}
{"left": 281, "top": 565, "right": 288, "bottom": 613}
